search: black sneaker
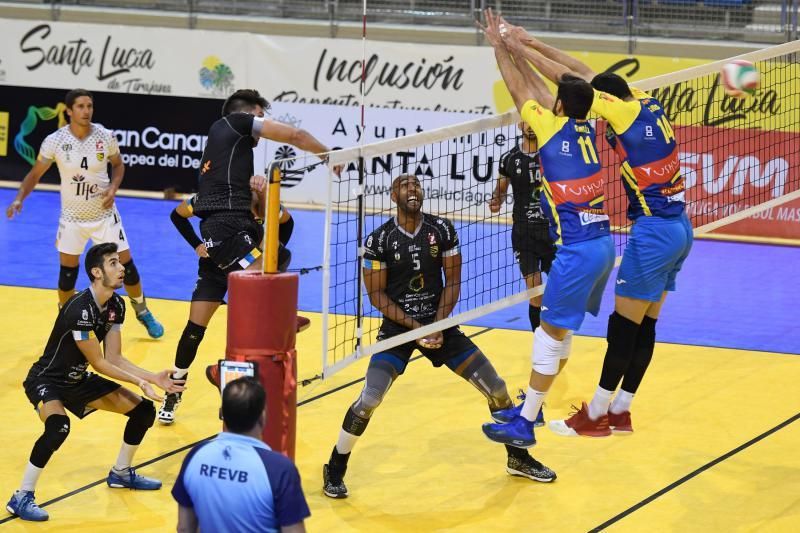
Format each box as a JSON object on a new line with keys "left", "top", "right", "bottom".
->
{"left": 158, "top": 391, "right": 182, "bottom": 425}
{"left": 506, "top": 455, "right": 557, "bottom": 483}
{"left": 323, "top": 464, "right": 349, "bottom": 499}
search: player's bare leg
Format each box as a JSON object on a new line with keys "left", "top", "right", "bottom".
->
{"left": 57, "top": 253, "right": 80, "bottom": 307}
{"left": 87, "top": 388, "right": 160, "bottom": 489}
{"left": 526, "top": 271, "right": 544, "bottom": 330}
{"left": 117, "top": 249, "right": 164, "bottom": 339}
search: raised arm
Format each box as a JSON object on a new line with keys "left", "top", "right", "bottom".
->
{"left": 170, "top": 197, "right": 207, "bottom": 258}
{"left": 502, "top": 19, "right": 596, "bottom": 82}
{"left": 478, "top": 9, "right": 537, "bottom": 112}
{"left": 506, "top": 44, "right": 556, "bottom": 110}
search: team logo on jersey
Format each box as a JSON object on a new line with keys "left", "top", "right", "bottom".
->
{"left": 62, "top": 143, "right": 72, "bottom": 152}
{"left": 96, "top": 152, "right": 104, "bottom": 162}
{"left": 201, "top": 160, "right": 211, "bottom": 174}
{"left": 82, "top": 309, "right": 89, "bottom": 321}
{"left": 394, "top": 252, "right": 401, "bottom": 261}
{"left": 409, "top": 273, "right": 424, "bottom": 292}
{"left": 108, "top": 309, "right": 116, "bottom": 321}
{"left": 430, "top": 245, "right": 439, "bottom": 258}
{"left": 96, "top": 140, "right": 104, "bottom": 151}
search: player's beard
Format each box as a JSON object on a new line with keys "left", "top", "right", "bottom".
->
{"left": 102, "top": 271, "right": 124, "bottom": 290}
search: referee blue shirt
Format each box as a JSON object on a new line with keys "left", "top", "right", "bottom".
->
{"left": 172, "top": 432, "right": 310, "bottom": 532}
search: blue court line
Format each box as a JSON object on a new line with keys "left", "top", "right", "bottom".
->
{"left": 1, "top": 188, "right": 798, "bottom": 354}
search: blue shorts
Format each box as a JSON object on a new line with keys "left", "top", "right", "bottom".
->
{"left": 616, "top": 212, "right": 693, "bottom": 302}
{"left": 541, "top": 236, "right": 615, "bottom": 331}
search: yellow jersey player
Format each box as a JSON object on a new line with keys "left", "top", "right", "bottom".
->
{"left": 502, "top": 24, "right": 693, "bottom": 437}
{"left": 478, "top": 9, "right": 615, "bottom": 449}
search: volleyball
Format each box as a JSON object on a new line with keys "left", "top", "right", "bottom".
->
{"left": 720, "top": 59, "right": 759, "bottom": 98}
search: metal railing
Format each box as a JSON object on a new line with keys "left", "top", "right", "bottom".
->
{"left": 15, "top": 0, "right": 800, "bottom": 43}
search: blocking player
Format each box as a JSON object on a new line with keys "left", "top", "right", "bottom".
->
{"left": 503, "top": 27, "right": 694, "bottom": 436}
{"left": 322, "top": 174, "right": 556, "bottom": 500}
{"left": 159, "top": 89, "right": 336, "bottom": 425}
{"left": 5, "top": 243, "right": 184, "bottom": 522}
{"left": 5, "top": 89, "right": 164, "bottom": 339}
{"left": 478, "top": 9, "right": 615, "bottom": 449}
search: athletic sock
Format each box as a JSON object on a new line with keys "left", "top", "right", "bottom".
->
{"left": 528, "top": 304, "right": 541, "bottom": 332}
{"left": 19, "top": 462, "right": 43, "bottom": 492}
{"left": 172, "top": 368, "right": 189, "bottom": 380}
{"left": 610, "top": 390, "right": 635, "bottom": 414}
{"left": 114, "top": 443, "right": 138, "bottom": 472}
{"left": 335, "top": 429, "right": 360, "bottom": 455}
{"left": 588, "top": 386, "right": 614, "bottom": 420}
{"left": 130, "top": 295, "right": 147, "bottom": 316}
{"left": 520, "top": 386, "right": 546, "bottom": 423}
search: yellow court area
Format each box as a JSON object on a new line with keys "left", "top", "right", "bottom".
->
{"left": 1, "top": 285, "right": 799, "bottom": 532}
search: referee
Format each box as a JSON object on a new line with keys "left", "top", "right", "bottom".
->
{"left": 173, "top": 377, "right": 310, "bottom": 533}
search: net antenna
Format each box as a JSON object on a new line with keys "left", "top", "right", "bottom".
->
{"left": 307, "top": 39, "right": 799, "bottom": 379}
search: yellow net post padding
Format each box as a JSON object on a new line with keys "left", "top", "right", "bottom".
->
{"left": 264, "top": 162, "right": 283, "bottom": 274}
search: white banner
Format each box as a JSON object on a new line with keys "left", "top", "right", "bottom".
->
{"left": 0, "top": 18, "right": 711, "bottom": 112}
{"left": 255, "top": 102, "right": 506, "bottom": 216}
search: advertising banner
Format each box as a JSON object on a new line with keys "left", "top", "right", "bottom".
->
{"left": 0, "top": 85, "right": 221, "bottom": 192}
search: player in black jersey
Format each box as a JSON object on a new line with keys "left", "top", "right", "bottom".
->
{"left": 159, "top": 89, "right": 336, "bottom": 425}
{"left": 6, "top": 243, "right": 184, "bottom": 522}
{"left": 490, "top": 121, "right": 555, "bottom": 333}
{"left": 322, "top": 175, "right": 556, "bottom": 500}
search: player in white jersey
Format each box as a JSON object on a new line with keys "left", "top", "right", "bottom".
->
{"left": 6, "top": 89, "right": 164, "bottom": 339}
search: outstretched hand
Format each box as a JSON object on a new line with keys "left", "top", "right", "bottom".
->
{"left": 476, "top": 8, "right": 506, "bottom": 49}
{"left": 153, "top": 369, "right": 187, "bottom": 394}
{"left": 6, "top": 199, "right": 23, "bottom": 219}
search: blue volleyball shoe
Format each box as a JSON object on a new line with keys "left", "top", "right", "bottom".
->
{"left": 6, "top": 490, "right": 49, "bottom": 521}
{"left": 482, "top": 415, "right": 537, "bottom": 448}
{"left": 107, "top": 468, "right": 162, "bottom": 490}
{"left": 136, "top": 310, "right": 164, "bottom": 339}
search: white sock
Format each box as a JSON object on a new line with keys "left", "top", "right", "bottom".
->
{"left": 20, "top": 462, "right": 44, "bottom": 492}
{"left": 114, "top": 443, "right": 139, "bottom": 472}
{"left": 588, "top": 386, "right": 614, "bottom": 420}
{"left": 335, "top": 429, "right": 360, "bottom": 455}
{"left": 172, "top": 368, "right": 189, "bottom": 380}
{"left": 520, "top": 386, "right": 547, "bottom": 422}
{"left": 610, "top": 390, "right": 635, "bottom": 414}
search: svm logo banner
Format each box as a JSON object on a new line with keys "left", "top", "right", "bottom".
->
{"left": 14, "top": 102, "right": 68, "bottom": 165}
{"left": 0, "top": 111, "right": 9, "bottom": 157}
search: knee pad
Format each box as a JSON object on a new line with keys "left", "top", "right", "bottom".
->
{"left": 58, "top": 265, "right": 79, "bottom": 292}
{"left": 122, "top": 260, "right": 140, "bottom": 286}
{"left": 278, "top": 214, "right": 294, "bottom": 246}
{"left": 532, "top": 327, "right": 568, "bottom": 376}
{"left": 124, "top": 399, "right": 156, "bottom": 445}
{"left": 350, "top": 358, "right": 396, "bottom": 420}
{"left": 43, "top": 414, "right": 71, "bottom": 452}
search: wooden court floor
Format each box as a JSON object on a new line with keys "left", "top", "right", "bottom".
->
{"left": 1, "top": 285, "right": 798, "bottom": 532}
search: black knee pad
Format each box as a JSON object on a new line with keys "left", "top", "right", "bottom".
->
{"left": 124, "top": 399, "right": 156, "bottom": 445}
{"left": 43, "top": 414, "right": 71, "bottom": 451}
{"left": 122, "top": 260, "right": 141, "bottom": 286}
{"left": 278, "top": 215, "right": 294, "bottom": 246}
{"left": 58, "top": 265, "right": 79, "bottom": 292}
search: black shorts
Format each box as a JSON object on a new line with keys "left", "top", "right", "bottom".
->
{"left": 375, "top": 320, "right": 478, "bottom": 371}
{"left": 23, "top": 373, "right": 121, "bottom": 419}
{"left": 193, "top": 214, "right": 265, "bottom": 302}
{"left": 511, "top": 223, "right": 556, "bottom": 277}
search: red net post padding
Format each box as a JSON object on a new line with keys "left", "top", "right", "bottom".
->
{"left": 226, "top": 271, "right": 299, "bottom": 459}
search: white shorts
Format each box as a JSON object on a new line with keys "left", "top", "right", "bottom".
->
{"left": 56, "top": 208, "right": 131, "bottom": 255}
